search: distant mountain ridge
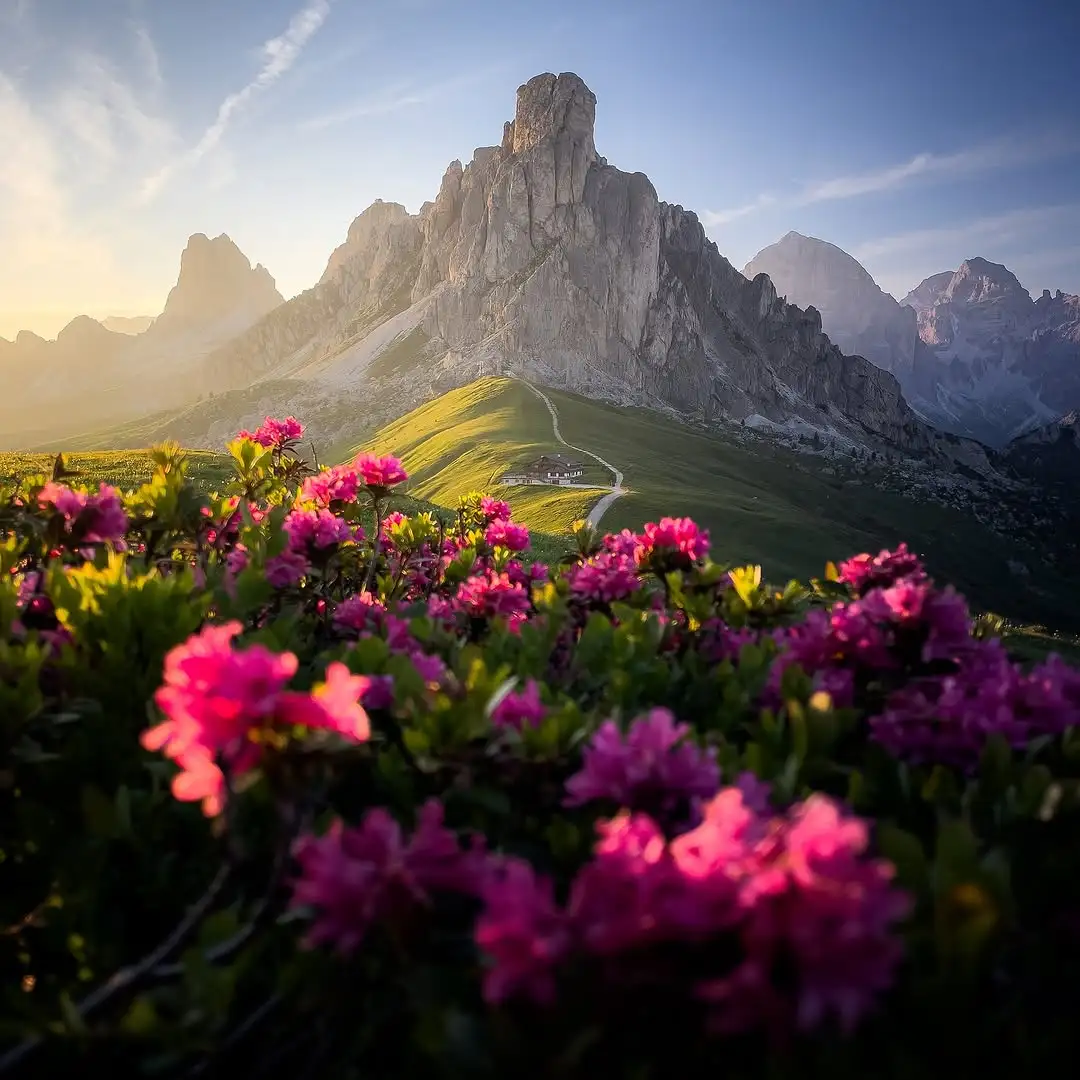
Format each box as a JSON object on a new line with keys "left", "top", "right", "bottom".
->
{"left": 743, "top": 232, "right": 920, "bottom": 382}
{"left": 745, "top": 235, "right": 1080, "bottom": 446}
{"left": 4, "top": 71, "right": 993, "bottom": 481}
{"left": 0, "top": 234, "right": 283, "bottom": 445}
{"left": 101, "top": 316, "right": 155, "bottom": 335}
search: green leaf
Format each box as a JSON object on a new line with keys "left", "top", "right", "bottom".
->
{"left": 933, "top": 818, "right": 980, "bottom": 896}
{"left": 121, "top": 995, "right": 159, "bottom": 1035}
{"left": 876, "top": 824, "right": 929, "bottom": 894}
{"left": 59, "top": 993, "right": 87, "bottom": 1035}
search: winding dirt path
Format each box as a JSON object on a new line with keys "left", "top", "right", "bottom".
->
{"left": 511, "top": 376, "right": 626, "bottom": 528}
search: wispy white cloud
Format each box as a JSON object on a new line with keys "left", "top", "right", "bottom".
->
{"left": 52, "top": 51, "right": 177, "bottom": 181}
{"left": 131, "top": 15, "right": 164, "bottom": 91}
{"left": 704, "top": 132, "right": 1080, "bottom": 228}
{"left": 0, "top": 16, "right": 182, "bottom": 334}
{"left": 300, "top": 66, "right": 505, "bottom": 131}
{"left": 851, "top": 203, "right": 1080, "bottom": 298}
{"left": 140, "top": 0, "right": 333, "bottom": 202}
{"left": 798, "top": 133, "right": 1078, "bottom": 204}
{"left": 851, "top": 203, "right": 1080, "bottom": 261}
{"left": 702, "top": 194, "right": 777, "bottom": 227}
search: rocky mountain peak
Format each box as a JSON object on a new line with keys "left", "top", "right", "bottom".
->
{"left": 119, "top": 69, "right": 990, "bottom": 470}
{"left": 900, "top": 271, "right": 954, "bottom": 314}
{"left": 946, "top": 258, "right": 1030, "bottom": 306}
{"left": 154, "top": 233, "right": 283, "bottom": 335}
{"left": 56, "top": 314, "right": 122, "bottom": 346}
{"left": 743, "top": 232, "right": 918, "bottom": 380}
{"left": 745, "top": 232, "right": 886, "bottom": 299}
{"left": 506, "top": 72, "right": 597, "bottom": 165}
{"left": 319, "top": 200, "right": 421, "bottom": 291}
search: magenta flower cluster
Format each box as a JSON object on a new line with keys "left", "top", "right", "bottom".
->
{"left": 476, "top": 786, "right": 910, "bottom": 1035}
{"left": 238, "top": 416, "right": 304, "bottom": 449}
{"left": 288, "top": 799, "right": 489, "bottom": 954}
{"left": 564, "top": 708, "right": 720, "bottom": 822}
{"left": 142, "top": 622, "right": 372, "bottom": 815}
{"left": 37, "top": 481, "right": 128, "bottom": 548}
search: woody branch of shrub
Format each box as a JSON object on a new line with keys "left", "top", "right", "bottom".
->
{"left": 3, "top": 414, "right": 1080, "bottom": 1077}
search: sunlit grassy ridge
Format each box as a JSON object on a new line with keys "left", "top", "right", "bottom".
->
{"left": 7, "top": 375, "right": 1080, "bottom": 636}
{"left": 342, "top": 377, "right": 605, "bottom": 535}
{"left": 357, "top": 377, "right": 1080, "bottom": 629}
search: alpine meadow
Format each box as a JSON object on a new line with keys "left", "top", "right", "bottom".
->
{"left": 3, "top": 1, "right": 1080, "bottom": 1076}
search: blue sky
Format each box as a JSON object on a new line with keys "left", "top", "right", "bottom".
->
{"left": 2, "top": 0, "right": 1078, "bottom": 338}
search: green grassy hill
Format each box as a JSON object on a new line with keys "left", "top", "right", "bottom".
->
{"left": 339, "top": 377, "right": 608, "bottom": 536}
{"left": 351, "top": 376, "right": 1080, "bottom": 630}
{"left": 3, "top": 387, "right": 1078, "bottom": 656}
{"left": 0, "top": 449, "right": 233, "bottom": 492}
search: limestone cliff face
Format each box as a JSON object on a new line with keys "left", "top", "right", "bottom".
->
{"left": 369, "top": 72, "right": 946, "bottom": 453}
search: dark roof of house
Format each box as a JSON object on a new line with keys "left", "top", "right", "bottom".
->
{"left": 532, "top": 453, "right": 581, "bottom": 468}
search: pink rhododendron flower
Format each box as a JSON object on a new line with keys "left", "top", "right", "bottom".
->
{"left": 876, "top": 577, "right": 972, "bottom": 662}
{"left": 283, "top": 508, "right": 356, "bottom": 553}
{"left": 289, "top": 800, "right": 487, "bottom": 956}
{"left": 16, "top": 571, "right": 40, "bottom": 607}
{"left": 361, "top": 675, "right": 395, "bottom": 710}
{"left": 566, "top": 551, "right": 640, "bottom": 604}
{"left": 238, "top": 416, "right": 304, "bottom": 448}
{"left": 265, "top": 549, "right": 310, "bottom": 589}
{"left": 225, "top": 544, "right": 249, "bottom": 576}
{"left": 332, "top": 592, "right": 387, "bottom": 635}
{"left": 504, "top": 560, "right": 548, "bottom": 590}
{"left": 299, "top": 464, "right": 360, "bottom": 507}
{"left": 604, "top": 529, "right": 640, "bottom": 558}
{"left": 353, "top": 453, "right": 408, "bottom": 489}
{"left": 491, "top": 679, "right": 546, "bottom": 730}
{"left": 697, "top": 619, "right": 759, "bottom": 664}
{"left": 838, "top": 542, "right": 925, "bottom": 596}
{"left": 477, "top": 786, "right": 909, "bottom": 1037}
{"left": 38, "top": 482, "right": 128, "bottom": 548}
{"left": 408, "top": 649, "right": 447, "bottom": 686}
{"left": 485, "top": 518, "right": 530, "bottom": 552}
{"left": 276, "top": 662, "right": 372, "bottom": 741}
{"left": 479, "top": 496, "right": 512, "bottom": 522}
{"left": 564, "top": 708, "right": 720, "bottom": 821}
{"left": 143, "top": 624, "right": 370, "bottom": 815}
{"left": 635, "top": 517, "right": 709, "bottom": 567}
{"left": 475, "top": 857, "right": 570, "bottom": 1005}
{"left": 567, "top": 812, "right": 703, "bottom": 954}
{"left": 455, "top": 571, "right": 531, "bottom": 620}
{"left": 869, "top": 639, "right": 1080, "bottom": 770}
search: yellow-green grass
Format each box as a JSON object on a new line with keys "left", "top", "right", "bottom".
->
{"left": 0, "top": 448, "right": 574, "bottom": 565}
{"left": 341, "top": 377, "right": 609, "bottom": 536}
{"left": 356, "top": 377, "right": 1080, "bottom": 630}
{"left": 0, "top": 449, "right": 232, "bottom": 491}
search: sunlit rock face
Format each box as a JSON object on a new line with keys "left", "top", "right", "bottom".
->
{"left": 2, "top": 71, "right": 998, "bottom": 470}
{"left": 217, "top": 71, "right": 950, "bottom": 454}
